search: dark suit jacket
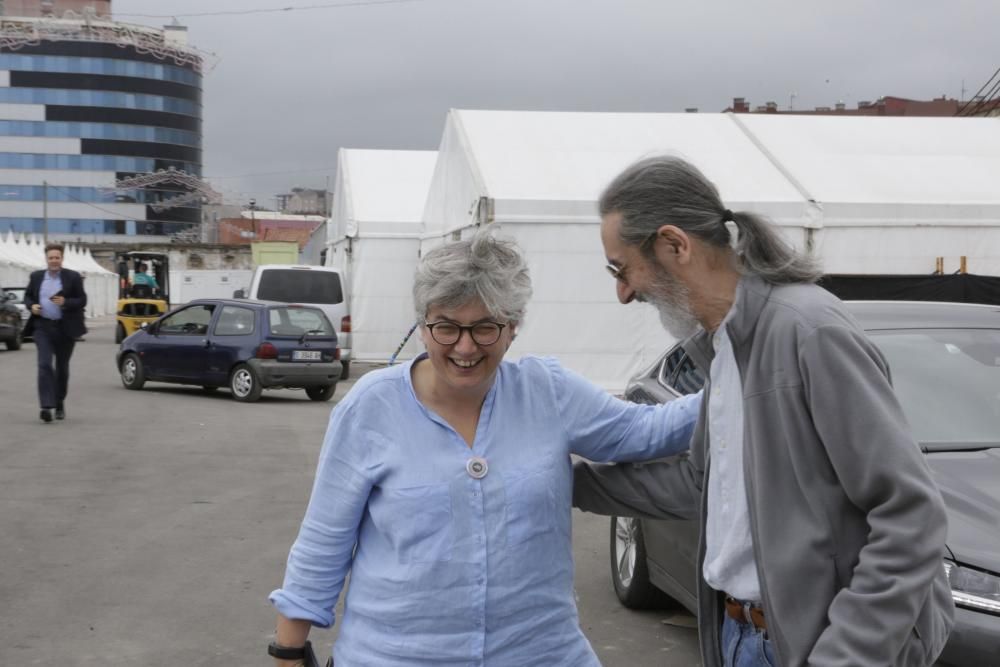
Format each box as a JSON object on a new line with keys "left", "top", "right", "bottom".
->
{"left": 24, "top": 268, "right": 88, "bottom": 339}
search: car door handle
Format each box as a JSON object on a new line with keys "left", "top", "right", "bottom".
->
{"left": 202, "top": 339, "right": 212, "bottom": 348}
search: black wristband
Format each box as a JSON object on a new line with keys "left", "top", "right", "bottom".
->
{"left": 267, "top": 639, "right": 311, "bottom": 660}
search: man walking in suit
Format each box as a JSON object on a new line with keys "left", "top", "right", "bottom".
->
{"left": 23, "top": 243, "right": 88, "bottom": 423}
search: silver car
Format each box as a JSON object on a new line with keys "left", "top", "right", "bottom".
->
{"left": 613, "top": 301, "right": 1000, "bottom": 666}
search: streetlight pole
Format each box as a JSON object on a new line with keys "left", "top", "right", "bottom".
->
{"left": 42, "top": 180, "right": 49, "bottom": 243}
{"left": 249, "top": 198, "right": 257, "bottom": 240}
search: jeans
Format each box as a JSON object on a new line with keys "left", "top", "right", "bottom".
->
{"left": 722, "top": 614, "right": 776, "bottom": 667}
{"left": 34, "top": 319, "right": 75, "bottom": 409}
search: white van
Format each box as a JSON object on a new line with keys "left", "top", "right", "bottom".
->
{"left": 235, "top": 265, "right": 352, "bottom": 379}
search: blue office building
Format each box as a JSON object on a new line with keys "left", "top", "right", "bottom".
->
{"left": 0, "top": 10, "right": 203, "bottom": 240}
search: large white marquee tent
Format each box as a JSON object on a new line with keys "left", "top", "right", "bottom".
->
{"left": 418, "top": 109, "right": 1000, "bottom": 390}
{"left": 0, "top": 231, "right": 118, "bottom": 317}
{"left": 325, "top": 149, "right": 438, "bottom": 361}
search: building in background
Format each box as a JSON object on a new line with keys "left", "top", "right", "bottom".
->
{"left": 722, "top": 94, "right": 1000, "bottom": 116}
{"left": 0, "top": 0, "right": 209, "bottom": 242}
{"left": 217, "top": 210, "right": 325, "bottom": 249}
{"left": 275, "top": 187, "right": 329, "bottom": 216}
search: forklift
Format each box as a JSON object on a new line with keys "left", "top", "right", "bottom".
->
{"left": 115, "top": 251, "right": 170, "bottom": 343}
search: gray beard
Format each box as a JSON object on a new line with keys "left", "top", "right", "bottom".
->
{"left": 643, "top": 265, "right": 700, "bottom": 340}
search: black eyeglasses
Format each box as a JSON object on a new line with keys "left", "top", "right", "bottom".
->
{"left": 605, "top": 232, "right": 658, "bottom": 284}
{"left": 424, "top": 320, "right": 507, "bottom": 346}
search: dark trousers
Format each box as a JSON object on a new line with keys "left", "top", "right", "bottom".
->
{"left": 34, "top": 319, "right": 76, "bottom": 409}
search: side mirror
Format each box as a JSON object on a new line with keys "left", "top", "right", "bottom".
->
{"left": 232, "top": 289, "right": 246, "bottom": 299}
{"left": 140, "top": 322, "right": 151, "bottom": 332}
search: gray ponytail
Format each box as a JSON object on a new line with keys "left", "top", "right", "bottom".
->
{"left": 599, "top": 156, "right": 822, "bottom": 284}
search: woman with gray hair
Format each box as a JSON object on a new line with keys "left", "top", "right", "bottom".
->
{"left": 269, "top": 232, "right": 702, "bottom": 666}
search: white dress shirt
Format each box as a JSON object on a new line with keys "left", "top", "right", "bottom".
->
{"left": 701, "top": 315, "right": 762, "bottom": 602}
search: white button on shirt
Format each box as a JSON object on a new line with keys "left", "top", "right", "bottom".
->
{"left": 702, "top": 319, "right": 762, "bottom": 603}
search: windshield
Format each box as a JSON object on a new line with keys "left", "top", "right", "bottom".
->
{"left": 870, "top": 328, "right": 1000, "bottom": 451}
{"left": 257, "top": 269, "right": 342, "bottom": 305}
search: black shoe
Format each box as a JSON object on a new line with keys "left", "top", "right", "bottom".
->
{"left": 55, "top": 406, "right": 65, "bottom": 420}
{"left": 40, "top": 409, "right": 53, "bottom": 423}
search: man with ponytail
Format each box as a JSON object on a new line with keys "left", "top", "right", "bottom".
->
{"left": 574, "top": 156, "right": 953, "bottom": 666}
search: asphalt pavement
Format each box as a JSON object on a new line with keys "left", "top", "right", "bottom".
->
{"left": 0, "top": 315, "right": 700, "bottom": 666}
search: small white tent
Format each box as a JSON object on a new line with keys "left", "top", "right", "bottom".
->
{"left": 326, "top": 149, "right": 438, "bottom": 361}
{"left": 420, "top": 109, "right": 1000, "bottom": 390}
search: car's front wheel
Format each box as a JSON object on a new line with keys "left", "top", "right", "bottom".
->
{"left": 229, "top": 363, "right": 262, "bottom": 402}
{"left": 305, "top": 384, "right": 336, "bottom": 402}
{"left": 610, "top": 516, "right": 669, "bottom": 609}
{"left": 120, "top": 353, "right": 146, "bottom": 390}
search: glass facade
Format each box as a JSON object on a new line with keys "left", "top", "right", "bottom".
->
{"left": 0, "top": 87, "right": 200, "bottom": 116}
{"left": 0, "top": 32, "right": 204, "bottom": 239}
{"left": 0, "top": 217, "right": 193, "bottom": 236}
{"left": 0, "top": 184, "right": 201, "bottom": 206}
{"left": 0, "top": 152, "right": 200, "bottom": 175}
{"left": 0, "top": 120, "right": 199, "bottom": 146}
{"left": 0, "top": 53, "right": 201, "bottom": 86}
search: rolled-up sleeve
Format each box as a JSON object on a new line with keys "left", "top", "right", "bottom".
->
{"left": 269, "top": 404, "right": 375, "bottom": 628}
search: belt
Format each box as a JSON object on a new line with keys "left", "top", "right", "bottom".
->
{"left": 724, "top": 596, "right": 766, "bottom": 631}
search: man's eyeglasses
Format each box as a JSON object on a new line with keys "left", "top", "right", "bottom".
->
{"left": 424, "top": 320, "right": 507, "bottom": 346}
{"left": 605, "top": 231, "right": 658, "bottom": 284}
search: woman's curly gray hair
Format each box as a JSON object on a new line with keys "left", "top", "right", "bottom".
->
{"left": 413, "top": 232, "right": 532, "bottom": 323}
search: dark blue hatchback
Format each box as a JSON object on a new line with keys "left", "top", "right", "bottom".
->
{"left": 116, "top": 298, "right": 342, "bottom": 402}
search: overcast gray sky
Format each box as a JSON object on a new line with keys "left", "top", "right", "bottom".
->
{"left": 112, "top": 0, "right": 999, "bottom": 209}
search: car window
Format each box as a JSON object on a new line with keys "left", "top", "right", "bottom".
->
{"left": 267, "top": 306, "right": 334, "bottom": 337}
{"left": 257, "top": 269, "right": 343, "bottom": 305}
{"left": 659, "top": 347, "right": 706, "bottom": 396}
{"left": 214, "top": 305, "right": 256, "bottom": 336}
{"left": 158, "top": 304, "right": 215, "bottom": 335}
{"left": 871, "top": 329, "right": 1000, "bottom": 449}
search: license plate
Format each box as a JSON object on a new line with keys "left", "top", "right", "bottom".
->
{"left": 292, "top": 350, "right": 321, "bottom": 361}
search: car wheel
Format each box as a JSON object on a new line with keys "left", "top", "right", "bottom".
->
{"left": 6, "top": 330, "right": 22, "bottom": 350}
{"left": 339, "top": 360, "right": 350, "bottom": 381}
{"left": 120, "top": 353, "right": 146, "bottom": 390}
{"left": 305, "top": 384, "right": 336, "bottom": 402}
{"left": 115, "top": 322, "right": 126, "bottom": 344}
{"left": 229, "top": 363, "right": 262, "bottom": 402}
{"left": 610, "top": 516, "right": 670, "bottom": 609}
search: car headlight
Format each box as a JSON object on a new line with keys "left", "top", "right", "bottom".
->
{"left": 943, "top": 560, "right": 1000, "bottom": 613}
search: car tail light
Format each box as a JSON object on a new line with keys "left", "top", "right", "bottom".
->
{"left": 256, "top": 342, "right": 278, "bottom": 359}
{"left": 341, "top": 315, "right": 351, "bottom": 333}
{"left": 334, "top": 348, "right": 341, "bottom": 360}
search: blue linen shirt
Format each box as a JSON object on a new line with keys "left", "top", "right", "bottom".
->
{"left": 271, "top": 354, "right": 701, "bottom": 666}
{"left": 39, "top": 271, "right": 63, "bottom": 320}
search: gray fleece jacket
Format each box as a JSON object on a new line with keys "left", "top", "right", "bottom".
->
{"left": 574, "top": 276, "right": 954, "bottom": 667}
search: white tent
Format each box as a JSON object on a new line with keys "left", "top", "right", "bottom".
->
{"left": 420, "top": 109, "right": 1000, "bottom": 390}
{"left": 326, "top": 148, "right": 438, "bottom": 361}
{"left": 0, "top": 232, "right": 117, "bottom": 316}
{"left": 732, "top": 114, "right": 1000, "bottom": 275}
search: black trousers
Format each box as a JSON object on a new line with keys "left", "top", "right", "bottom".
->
{"left": 33, "top": 319, "right": 76, "bottom": 409}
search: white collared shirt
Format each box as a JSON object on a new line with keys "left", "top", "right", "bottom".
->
{"left": 701, "top": 318, "right": 761, "bottom": 602}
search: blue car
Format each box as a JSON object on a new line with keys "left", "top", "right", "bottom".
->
{"left": 116, "top": 298, "right": 342, "bottom": 402}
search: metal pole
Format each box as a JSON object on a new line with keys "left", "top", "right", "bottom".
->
{"left": 42, "top": 180, "right": 49, "bottom": 243}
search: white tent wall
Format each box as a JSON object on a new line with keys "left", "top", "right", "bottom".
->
{"left": 734, "top": 115, "right": 1000, "bottom": 274}
{"left": 327, "top": 149, "right": 437, "bottom": 361}
{"left": 419, "top": 109, "right": 1000, "bottom": 390}
{"left": 420, "top": 110, "right": 814, "bottom": 390}
{"left": 170, "top": 270, "right": 254, "bottom": 304}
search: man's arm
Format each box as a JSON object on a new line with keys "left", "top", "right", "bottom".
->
{"left": 574, "top": 448, "right": 705, "bottom": 521}
{"left": 63, "top": 271, "right": 87, "bottom": 312}
{"left": 800, "top": 324, "right": 953, "bottom": 665}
